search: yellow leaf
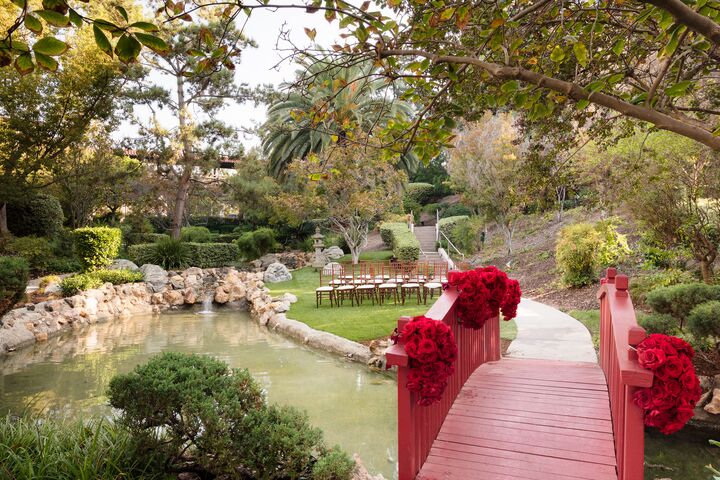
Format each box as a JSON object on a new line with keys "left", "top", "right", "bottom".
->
{"left": 304, "top": 27, "right": 317, "bottom": 41}
{"left": 490, "top": 18, "right": 505, "bottom": 28}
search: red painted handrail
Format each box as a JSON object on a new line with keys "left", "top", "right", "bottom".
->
{"left": 386, "top": 288, "right": 501, "bottom": 480}
{"left": 598, "top": 268, "right": 654, "bottom": 480}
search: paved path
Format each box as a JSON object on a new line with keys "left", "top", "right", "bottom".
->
{"left": 506, "top": 298, "right": 597, "bottom": 363}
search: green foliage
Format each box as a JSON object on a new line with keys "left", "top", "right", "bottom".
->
{"left": 378, "top": 222, "right": 419, "bottom": 260}
{"left": 556, "top": 223, "right": 600, "bottom": 287}
{"left": 129, "top": 238, "right": 191, "bottom": 270}
{"left": 6, "top": 193, "right": 64, "bottom": 238}
{"left": 45, "top": 257, "right": 82, "bottom": 274}
{"left": 638, "top": 233, "right": 677, "bottom": 269}
{"left": 630, "top": 269, "right": 697, "bottom": 306}
{"left": 312, "top": 446, "right": 356, "bottom": 480}
{"left": 107, "top": 352, "right": 348, "bottom": 479}
{"left": 236, "top": 227, "right": 278, "bottom": 260}
{"left": 126, "top": 233, "right": 170, "bottom": 246}
{"left": 0, "top": 416, "right": 167, "bottom": 480}
{"left": 73, "top": 227, "right": 122, "bottom": 271}
{"left": 640, "top": 313, "right": 680, "bottom": 336}
{"left": 556, "top": 220, "right": 632, "bottom": 287}
{"left": 450, "top": 216, "right": 485, "bottom": 254}
{"left": 0, "top": 256, "right": 29, "bottom": 317}
{"left": 438, "top": 215, "right": 469, "bottom": 247}
{"left": 403, "top": 182, "right": 434, "bottom": 205}
{"left": 59, "top": 269, "right": 143, "bottom": 296}
{"left": 687, "top": 301, "right": 720, "bottom": 344}
{"left": 235, "top": 404, "right": 323, "bottom": 479}
{"left": 129, "top": 241, "right": 239, "bottom": 269}
{"left": 59, "top": 272, "right": 104, "bottom": 296}
{"left": 441, "top": 204, "right": 473, "bottom": 218}
{"left": 402, "top": 197, "right": 421, "bottom": 221}
{"left": 7, "top": 235, "right": 54, "bottom": 270}
{"left": 646, "top": 283, "right": 720, "bottom": 326}
{"left": 180, "top": 226, "right": 212, "bottom": 243}
{"left": 594, "top": 218, "right": 631, "bottom": 267}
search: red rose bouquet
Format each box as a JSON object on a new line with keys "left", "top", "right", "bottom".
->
{"left": 632, "top": 333, "right": 701, "bottom": 434}
{"left": 445, "top": 266, "right": 522, "bottom": 329}
{"left": 399, "top": 315, "right": 458, "bottom": 406}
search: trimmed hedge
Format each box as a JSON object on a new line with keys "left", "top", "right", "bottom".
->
{"left": 60, "top": 269, "right": 143, "bottom": 296}
{"left": 125, "top": 233, "right": 170, "bottom": 246}
{"left": 0, "top": 256, "right": 29, "bottom": 317}
{"left": 378, "top": 222, "right": 420, "bottom": 261}
{"left": 235, "top": 228, "right": 277, "bottom": 260}
{"left": 129, "top": 242, "right": 239, "bottom": 268}
{"left": 180, "top": 226, "right": 212, "bottom": 243}
{"left": 6, "top": 193, "right": 64, "bottom": 238}
{"left": 645, "top": 283, "right": 720, "bottom": 325}
{"left": 438, "top": 215, "right": 469, "bottom": 245}
{"left": 687, "top": 301, "right": 720, "bottom": 342}
{"left": 73, "top": 227, "right": 122, "bottom": 271}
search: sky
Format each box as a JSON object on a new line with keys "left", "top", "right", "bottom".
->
{"left": 119, "top": 7, "right": 343, "bottom": 150}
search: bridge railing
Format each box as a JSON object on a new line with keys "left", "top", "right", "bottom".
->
{"left": 598, "top": 268, "right": 654, "bottom": 480}
{"left": 385, "top": 288, "right": 501, "bottom": 480}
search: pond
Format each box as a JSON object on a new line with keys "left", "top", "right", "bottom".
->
{"left": 0, "top": 308, "right": 398, "bottom": 479}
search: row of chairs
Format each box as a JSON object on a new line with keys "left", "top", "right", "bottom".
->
{"left": 315, "top": 261, "right": 449, "bottom": 307}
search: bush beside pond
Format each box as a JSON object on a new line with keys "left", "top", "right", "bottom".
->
{"left": 129, "top": 241, "right": 240, "bottom": 269}
{"left": 0, "top": 256, "right": 29, "bottom": 317}
{"left": 60, "top": 269, "right": 143, "bottom": 296}
{"left": 108, "top": 352, "right": 355, "bottom": 480}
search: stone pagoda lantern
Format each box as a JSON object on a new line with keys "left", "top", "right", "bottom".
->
{"left": 312, "top": 227, "right": 326, "bottom": 268}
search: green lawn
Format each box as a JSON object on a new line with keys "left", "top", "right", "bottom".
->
{"left": 569, "top": 309, "right": 601, "bottom": 351}
{"left": 268, "top": 253, "right": 517, "bottom": 343}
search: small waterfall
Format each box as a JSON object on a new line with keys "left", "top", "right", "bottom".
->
{"left": 197, "top": 292, "right": 215, "bottom": 315}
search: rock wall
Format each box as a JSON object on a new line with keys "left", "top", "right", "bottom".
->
{"left": 0, "top": 266, "right": 372, "bottom": 366}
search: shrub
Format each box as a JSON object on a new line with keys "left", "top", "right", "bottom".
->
{"left": 6, "top": 193, "right": 64, "bottom": 238}
{"left": 594, "top": 218, "right": 631, "bottom": 267}
{"left": 60, "top": 273, "right": 104, "bottom": 296}
{"left": 630, "top": 269, "right": 697, "bottom": 306}
{"left": 7, "top": 235, "right": 54, "bottom": 270}
{"left": 451, "top": 217, "right": 485, "bottom": 254}
{"left": 130, "top": 238, "right": 191, "bottom": 270}
{"left": 108, "top": 353, "right": 265, "bottom": 476}
{"left": 0, "top": 256, "right": 28, "bottom": 317}
{"left": 46, "top": 256, "right": 82, "bottom": 273}
{"left": 402, "top": 198, "right": 421, "bottom": 221}
{"left": 640, "top": 313, "right": 680, "bottom": 335}
{"left": 94, "top": 269, "right": 144, "bottom": 285}
{"left": 312, "top": 446, "right": 356, "bottom": 480}
{"left": 555, "top": 223, "right": 600, "bottom": 287}
{"left": 438, "top": 215, "right": 469, "bottom": 248}
{"left": 38, "top": 275, "right": 60, "bottom": 290}
{"left": 180, "top": 226, "right": 212, "bottom": 243}
{"left": 125, "top": 233, "right": 170, "bottom": 246}
{"left": 235, "top": 405, "right": 323, "bottom": 479}
{"left": 441, "top": 204, "right": 473, "bottom": 217}
{"left": 687, "top": 301, "right": 720, "bottom": 344}
{"left": 379, "top": 222, "right": 406, "bottom": 246}
{"left": 236, "top": 227, "right": 277, "bottom": 260}
{"left": 645, "top": 283, "right": 720, "bottom": 326}
{"left": 378, "top": 222, "right": 419, "bottom": 260}
{"left": 73, "top": 227, "right": 122, "bottom": 271}
{"left": 0, "top": 416, "right": 167, "bottom": 480}
{"left": 215, "top": 233, "right": 241, "bottom": 243}
{"left": 186, "top": 242, "right": 239, "bottom": 267}
{"left": 403, "top": 182, "right": 435, "bottom": 205}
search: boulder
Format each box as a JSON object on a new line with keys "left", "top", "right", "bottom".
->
{"left": 322, "top": 262, "right": 344, "bottom": 276}
{"left": 140, "top": 264, "right": 169, "bottom": 293}
{"left": 44, "top": 282, "right": 61, "bottom": 295}
{"left": 704, "top": 388, "right": 720, "bottom": 415}
{"left": 183, "top": 288, "right": 197, "bottom": 305}
{"left": 169, "top": 275, "right": 185, "bottom": 290}
{"left": 264, "top": 263, "right": 292, "bottom": 283}
{"left": 323, "top": 246, "right": 345, "bottom": 260}
{"left": 108, "top": 259, "right": 140, "bottom": 272}
{"left": 256, "top": 254, "right": 279, "bottom": 269}
{"left": 277, "top": 292, "right": 298, "bottom": 304}
{"left": 163, "top": 290, "right": 184, "bottom": 306}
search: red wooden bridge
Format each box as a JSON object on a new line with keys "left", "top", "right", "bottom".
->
{"left": 386, "top": 268, "right": 653, "bottom": 480}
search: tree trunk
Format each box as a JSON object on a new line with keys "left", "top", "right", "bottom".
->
{"left": 502, "top": 220, "right": 515, "bottom": 257}
{"left": 170, "top": 74, "right": 193, "bottom": 240}
{"left": 0, "top": 203, "right": 8, "bottom": 237}
{"left": 700, "top": 258, "right": 714, "bottom": 284}
{"left": 171, "top": 169, "right": 192, "bottom": 239}
{"left": 556, "top": 185, "right": 566, "bottom": 222}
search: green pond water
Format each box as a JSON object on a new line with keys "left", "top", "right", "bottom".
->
{"left": 0, "top": 309, "right": 398, "bottom": 479}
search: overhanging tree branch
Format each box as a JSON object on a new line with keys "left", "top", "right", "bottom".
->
{"left": 378, "top": 48, "right": 720, "bottom": 150}
{"left": 642, "top": 0, "right": 720, "bottom": 45}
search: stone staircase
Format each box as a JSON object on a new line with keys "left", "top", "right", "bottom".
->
{"left": 413, "top": 226, "right": 443, "bottom": 262}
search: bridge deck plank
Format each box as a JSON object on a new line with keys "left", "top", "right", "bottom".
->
{"left": 415, "top": 359, "right": 618, "bottom": 480}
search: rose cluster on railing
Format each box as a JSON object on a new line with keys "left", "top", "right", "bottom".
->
{"left": 446, "top": 266, "right": 522, "bottom": 329}
{"left": 400, "top": 316, "right": 458, "bottom": 406}
{"left": 632, "top": 333, "right": 702, "bottom": 434}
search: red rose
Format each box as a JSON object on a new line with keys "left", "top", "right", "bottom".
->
{"left": 663, "top": 356, "right": 684, "bottom": 379}
{"left": 664, "top": 379, "right": 682, "bottom": 397}
{"left": 637, "top": 347, "right": 666, "bottom": 370}
{"left": 633, "top": 388, "right": 654, "bottom": 410}
{"left": 645, "top": 409, "right": 671, "bottom": 428}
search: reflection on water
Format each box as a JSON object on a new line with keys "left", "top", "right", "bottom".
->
{"left": 0, "top": 309, "right": 398, "bottom": 479}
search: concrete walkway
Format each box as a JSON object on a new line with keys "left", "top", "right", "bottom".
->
{"left": 506, "top": 298, "right": 597, "bottom": 363}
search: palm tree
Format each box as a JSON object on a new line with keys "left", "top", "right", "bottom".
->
{"left": 262, "top": 58, "right": 418, "bottom": 178}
